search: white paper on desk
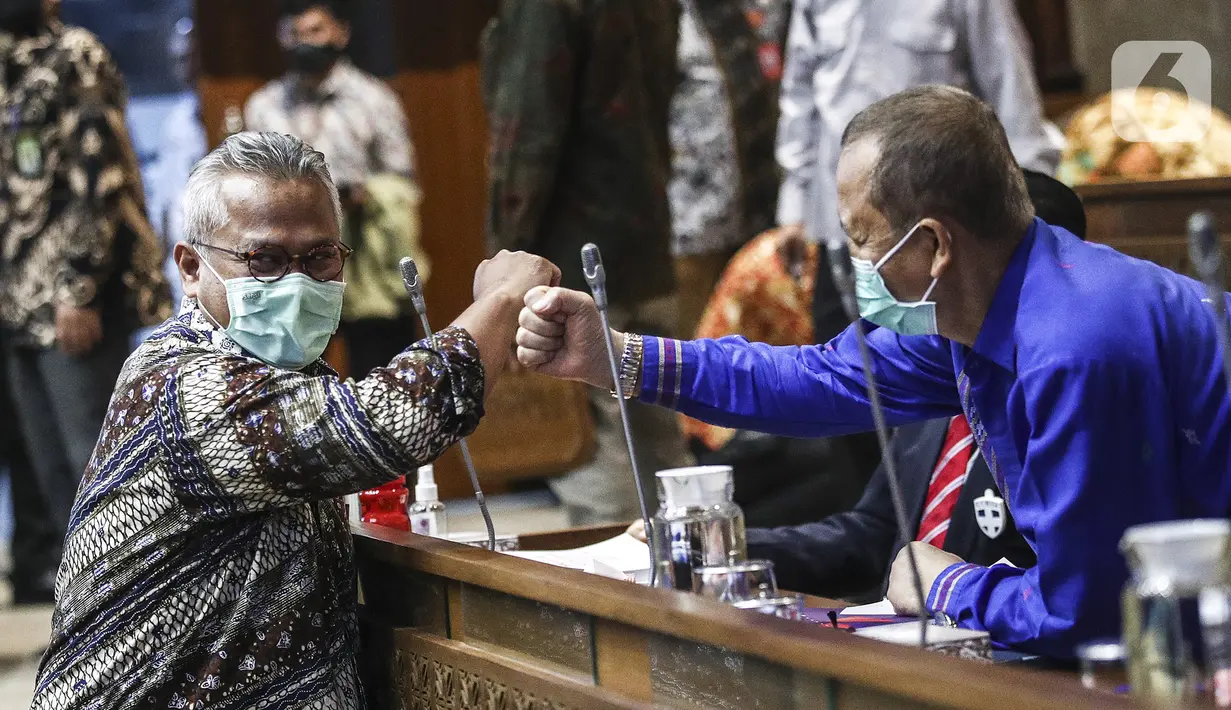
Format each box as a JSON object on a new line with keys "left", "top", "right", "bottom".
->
{"left": 855, "top": 621, "right": 989, "bottom": 645}
{"left": 839, "top": 598, "right": 896, "bottom": 617}
{"left": 504, "top": 534, "right": 651, "bottom": 582}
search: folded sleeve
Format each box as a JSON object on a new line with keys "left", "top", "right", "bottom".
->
{"left": 639, "top": 324, "right": 962, "bottom": 437}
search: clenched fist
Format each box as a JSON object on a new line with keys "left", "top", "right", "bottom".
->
{"left": 473, "top": 250, "right": 561, "bottom": 306}
{"left": 516, "top": 286, "right": 618, "bottom": 389}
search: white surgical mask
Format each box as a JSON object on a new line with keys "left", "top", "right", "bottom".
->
{"left": 198, "top": 254, "right": 345, "bottom": 370}
{"left": 849, "top": 222, "right": 940, "bottom": 336}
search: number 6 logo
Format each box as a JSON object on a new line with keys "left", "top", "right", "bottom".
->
{"left": 1111, "top": 41, "right": 1213, "bottom": 144}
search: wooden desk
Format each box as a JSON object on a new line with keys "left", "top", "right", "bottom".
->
{"left": 353, "top": 524, "right": 1180, "bottom": 710}
{"left": 1076, "top": 177, "right": 1231, "bottom": 282}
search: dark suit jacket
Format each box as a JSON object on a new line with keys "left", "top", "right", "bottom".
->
{"left": 747, "top": 418, "right": 1037, "bottom": 601}
{"left": 482, "top": 0, "right": 678, "bottom": 306}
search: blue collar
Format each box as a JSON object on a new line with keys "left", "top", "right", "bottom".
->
{"left": 969, "top": 218, "right": 1042, "bottom": 372}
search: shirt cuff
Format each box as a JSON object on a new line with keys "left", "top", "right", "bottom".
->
{"left": 638, "top": 336, "right": 688, "bottom": 409}
{"left": 926, "top": 562, "right": 986, "bottom": 620}
{"left": 776, "top": 180, "right": 808, "bottom": 226}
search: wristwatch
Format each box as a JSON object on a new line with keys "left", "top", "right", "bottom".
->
{"left": 612, "top": 333, "right": 643, "bottom": 400}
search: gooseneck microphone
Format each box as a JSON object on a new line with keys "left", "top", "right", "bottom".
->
{"left": 400, "top": 257, "right": 497, "bottom": 551}
{"left": 1188, "top": 212, "right": 1231, "bottom": 391}
{"left": 827, "top": 240, "right": 930, "bottom": 646}
{"left": 581, "top": 244, "right": 659, "bottom": 586}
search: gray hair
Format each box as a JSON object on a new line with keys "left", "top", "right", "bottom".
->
{"left": 840, "top": 85, "right": 1034, "bottom": 241}
{"left": 182, "top": 131, "right": 343, "bottom": 245}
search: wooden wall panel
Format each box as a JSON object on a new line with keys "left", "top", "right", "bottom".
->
{"left": 195, "top": 0, "right": 283, "bottom": 79}
{"left": 386, "top": 68, "right": 488, "bottom": 328}
{"left": 1016, "top": 0, "right": 1084, "bottom": 94}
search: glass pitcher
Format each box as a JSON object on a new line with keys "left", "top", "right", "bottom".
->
{"left": 649, "top": 465, "right": 747, "bottom": 590}
{"left": 1121, "top": 519, "right": 1231, "bottom": 702}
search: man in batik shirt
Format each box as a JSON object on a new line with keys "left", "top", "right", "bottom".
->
{"left": 0, "top": 0, "right": 171, "bottom": 602}
{"left": 31, "top": 132, "right": 558, "bottom": 710}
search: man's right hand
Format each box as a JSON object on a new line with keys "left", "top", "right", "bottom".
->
{"left": 516, "top": 286, "right": 616, "bottom": 389}
{"left": 473, "top": 250, "right": 561, "bottom": 305}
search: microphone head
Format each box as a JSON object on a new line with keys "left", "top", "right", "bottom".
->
{"left": 580, "top": 243, "right": 603, "bottom": 282}
{"left": 399, "top": 257, "right": 421, "bottom": 291}
{"left": 399, "top": 256, "right": 427, "bottom": 315}
{"left": 580, "top": 243, "right": 608, "bottom": 309}
{"left": 1190, "top": 211, "right": 1216, "bottom": 238}
{"left": 825, "top": 240, "right": 860, "bottom": 322}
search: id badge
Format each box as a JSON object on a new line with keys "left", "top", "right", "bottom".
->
{"left": 15, "top": 127, "right": 44, "bottom": 178}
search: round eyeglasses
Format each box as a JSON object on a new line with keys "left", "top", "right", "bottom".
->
{"left": 195, "top": 242, "right": 353, "bottom": 283}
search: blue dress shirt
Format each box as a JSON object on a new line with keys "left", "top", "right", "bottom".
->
{"left": 639, "top": 218, "right": 1231, "bottom": 657}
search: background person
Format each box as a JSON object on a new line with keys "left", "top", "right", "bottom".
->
{"left": 482, "top": 0, "right": 693, "bottom": 525}
{"left": 0, "top": 0, "right": 171, "bottom": 600}
{"left": 245, "top": 0, "right": 422, "bottom": 379}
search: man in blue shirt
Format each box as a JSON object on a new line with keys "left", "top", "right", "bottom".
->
{"left": 515, "top": 85, "right": 1231, "bottom": 658}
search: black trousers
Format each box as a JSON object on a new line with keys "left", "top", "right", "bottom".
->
{"left": 2, "top": 364, "right": 57, "bottom": 594}
{"left": 5, "top": 327, "right": 130, "bottom": 594}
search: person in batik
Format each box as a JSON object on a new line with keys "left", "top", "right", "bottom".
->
{"left": 32, "top": 132, "right": 559, "bottom": 710}
{"left": 669, "top": 0, "right": 786, "bottom": 336}
{"left": 0, "top": 0, "right": 171, "bottom": 605}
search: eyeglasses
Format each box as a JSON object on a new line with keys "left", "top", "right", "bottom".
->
{"left": 195, "top": 242, "right": 353, "bottom": 283}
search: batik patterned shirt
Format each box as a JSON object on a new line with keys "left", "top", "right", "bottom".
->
{"left": 0, "top": 22, "right": 171, "bottom": 348}
{"left": 32, "top": 299, "right": 484, "bottom": 710}
{"left": 669, "top": 0, "right": 786, "bottom": 257}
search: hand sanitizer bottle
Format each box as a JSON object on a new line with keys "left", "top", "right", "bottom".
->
{"left": 409, "top": 464, "right": 447, "bottom": 537}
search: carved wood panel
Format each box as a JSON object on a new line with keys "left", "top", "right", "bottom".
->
{"left": 360, "top": 623, "right": 646, "bottom": 710}
{"left": 384, "top": 649, "right": 573, "bottom": 710}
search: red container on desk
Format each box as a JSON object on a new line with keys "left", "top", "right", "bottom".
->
{"left": 359, "top": 477, "right": 409, "bottom": 531}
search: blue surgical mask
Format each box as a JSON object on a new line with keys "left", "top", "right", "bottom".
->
{"left": 850, "top": 222, "right": 940, "bottom": 336}
{"left": 198, "top": 255, "right": 345, "bottom": 370}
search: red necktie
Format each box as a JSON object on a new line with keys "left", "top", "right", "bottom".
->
{"left": 916, "top": 415, "right": 975, "bottom": 548}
